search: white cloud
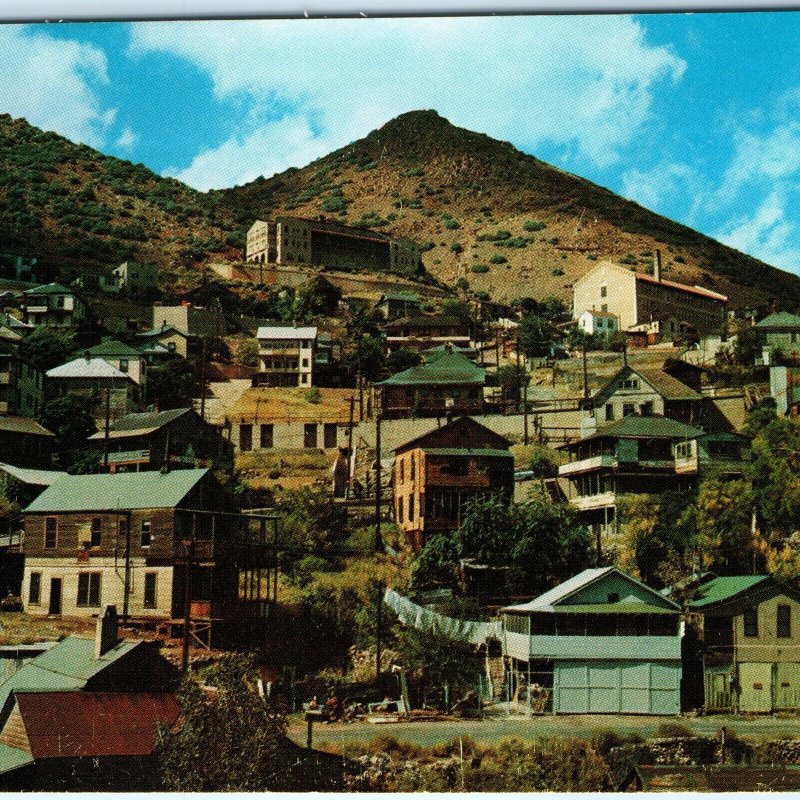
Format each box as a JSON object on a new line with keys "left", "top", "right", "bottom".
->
{"left": 621, "top": 161, "right": 703, "bottom": 222}
{"left": 115, "top": 127, "right": 139, "bottom": 149}
{"left": 0, "top": 26, "right": 116, "bottom": 148}
{"left": 129, "top": 17, "right": 685, "bottom": 189}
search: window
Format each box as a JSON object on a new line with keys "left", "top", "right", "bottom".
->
{"left": 621, "top": 378, "right": 640, "bottom": 390}
{"left": 28, "top": 572, "right": 41, "bottom": 605}
{"left": 744, "top": 607, "right": 759, "bottom": 637}
{"left": 304, "top": 424, "right": 318, "bottom": 448}
{"left": 260, "top": 424, "right": 273, "bottom": 449}
{"left": 300, "top": 374, "right": 308, "bottom": 384}
{"left": 399, "top": 459, "right": 404, "bottom": 483}
{"left": 675, "top": 441, "right": 693, "bottom": 459}
{"left": 397, "top": 496, "right": 404, "bottom": 523}
{"left": 301, "top": 358, "right": 309, "bottom": 368}
{"left": 408, "top": 495, "right": 415, "bottom": 522}
{"left": 323, "top": 423, "right": 337, "bottom": 449}
{"left": 605, "top": 403, "right": 615, "bottom": 422}
{"left": 90, "top": 517, "right": 102, "bottom": 547}
{"left": 45, "top": 517, "right": 57, "bottom": 549}
{"left": 144, "top": 572, "right": 158, "bottom": 609}
{"left": 77, "top": 572, "right": 101, "bottom": 607}
{"left": 140, "top": 520, "right": 152, "bottom": 548}
{"left": 410, "top": 455, "right": 415, "bottom": 481}
{"left": 118, "top": 358, "right": 129, "bottom": 373}
{"left": 622, "top": 403, "right": 636, "bottom": 417}
{"left": 641, "top": 401, "right": 654, "bottom": 416}
{"left": 239, "top": 424, "right": 253, "bottom": 452}
{"left": 607, "top": 592, "right": 620, "bottom": 603}
{"left": 600, "top": 284, "right": 607, "bottom": 298}
{"left": 778, "top": 604, "right": 792, "bottom": 638}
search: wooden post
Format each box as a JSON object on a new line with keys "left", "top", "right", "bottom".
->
{"left": 103, "top": 388, "right": 111, "bottom": 470}
{"left": 199, "top": 339, "right": 207, "bottom": 421}
{"left": 122, "top": 511, "right": 131, "bottom": 624}
{"left": 523, "top": 380, "right": 529, "bottom": 446}
{"left": 582, "top": 341, "right": 589, "bottom": 400}
{"left": 374, "top": 413, "right": 382, "bottom": 553}
{"left": 376, "top": 581, "right": 383, "bottom": 681}
{"left": 346, "top": 396, "right": 355, "bottom": 500}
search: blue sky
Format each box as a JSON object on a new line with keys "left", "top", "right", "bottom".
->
{"left": 3, "top": 14, "right": 800, "bottom": 273}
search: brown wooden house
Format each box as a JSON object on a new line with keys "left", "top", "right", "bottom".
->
{"left": 385, "top": 314, "right": 471, "bottom": 352}
{"left": 21, "top": 469, "right": 272, "bottom": 624}
{"left": 0, "top": 417, "right": 54, "bottom": 469}
{"left": 392, "top": 416, "right": 513, "bottom": 550}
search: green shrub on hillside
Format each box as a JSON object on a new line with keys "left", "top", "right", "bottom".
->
{"left": 524, "top": 219, "right": 547, "bottom": 232}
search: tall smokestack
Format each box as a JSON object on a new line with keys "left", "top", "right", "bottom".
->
{"left": 654, "top": 250, "right": 662, "bottom": 282}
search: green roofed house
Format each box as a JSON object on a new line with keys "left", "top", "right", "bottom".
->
{"left": 375, "top": 349, "right": 485, "bottom": 419}
{"left": 686, "top": 574, "right": 800, "bottom": 714}
{"left": 558, "top": 415, "right": 747, "bottom": 550}
{"left": 756, "top": 311, "right": 800, "bottom": 360}
{"left": 79, "top": 339, "right": 146, "bottom": 386}
{"left": 502, "top": 566, "right": 682, "bottom": 715}
{"left": 19, "top": 283, "right": 86, "bottom": 328}
{"left": 376, "top": 291, "right": 421, "bottom": 321}
{"left": 21, "top": 468, "right": 272, "bottom": 629}
{"left": 385, "top": 314, "right": 471, "bottom": 353}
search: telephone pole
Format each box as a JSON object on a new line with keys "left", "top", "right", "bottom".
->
{"left": 103, "top": 388, "right": 111, "bottom": 470}
{"left": 374, "top": 413, "right": 383, "bottom": 553}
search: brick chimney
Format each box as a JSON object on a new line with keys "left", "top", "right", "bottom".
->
{"left": 94, "top": 604, "right": 119, "bottom": 659}
{"left": 654, "top": 249, "right": 662, "bottom": 282}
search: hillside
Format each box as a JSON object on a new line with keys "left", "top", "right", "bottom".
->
{"left": 217, "top": 110, "right": 800, "bottom": 309}
{"left": 2, "top": 109, "right": 800, "bottom": 311}
{"left": 0, "top": 114, "right": 240, "bottom": 291}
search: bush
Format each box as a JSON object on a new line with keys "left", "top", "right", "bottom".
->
{"left": 657, "top": 721, "right": 693, "bottom": 738}
{"left": 304, "top": 387, "right": 322, "bottom": 404}
{"left": 450, "top": 242, "right": 464, "bottom": 254}
{"left": 471, "top": 263, "right": 489, "bottom": 273}
{"left": 524, "top": 219, "right": 547, "bottom": 232}
{"left": 489, "top": 254, "right": 507, "bottom": 264}
{"left": 443, "top": 217, "right": 460, "bottom": 230}
{"left": 552, "top": 267, "right": 565, "bottom": 276}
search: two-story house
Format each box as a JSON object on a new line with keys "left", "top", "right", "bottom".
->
{"left": 0, "top": 417, "right": 54, "bottom": 469}
{"left": 558, "top": 416, "right": 748, "bottom": 545}
{"left": 384, "top": 314, "right": 471, "bottom": 353}
{"left": 502, "top": 566, "right": 683, "bottom": 715}
{"left": 255, "top": 326, "right": 317, "bottom": 387}
{"left": 20, "top": 284, "right": 86, "bottom": 328}
{"left": 392, "top": 416, "right": 513, "bottom": 550}
{"left": 79, "top": 340, "right": 147, "bottom": 388}
{"left": 687, "top": 575, "right": 800, "bottom": 714}
{"left": 111, "top": 261, "right": 159, "bottom": 297}
{"left": 21, "top": 468, "right": 262, "bottom": 621}
{"left": 375, "top": 350, "right": 485, "bottom": 419}
{"left": 755, "top": 312, "right": 800, "bottom": 361}
{"left": 375, "top": 291, "right": 421, "bottom": 321}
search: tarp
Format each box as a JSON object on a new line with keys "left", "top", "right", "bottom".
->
{"left": 383, "top": 588, "right": 501, "bottom": 645}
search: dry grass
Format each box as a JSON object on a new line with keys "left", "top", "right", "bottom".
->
{"left": 0, "top": 613, "right": 96, "bottom": 645}
{"left": 228, "top": 387, "right": 354, "bottom": 423}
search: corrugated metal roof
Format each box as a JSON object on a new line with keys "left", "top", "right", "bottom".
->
{"left": 635, "top": 368, "right": 703, "bottom": 401}
{"left": 0, "top": 463, "right": 66, "bottom": 486}
{"left": 380, "top": 291, "right": 419, "bottom": 303}
{"left": 46, "top": 357, "right": 131, "bottom": 380}
{"left": 87, "top": 407, "right": 191, "bottom": 440}
{"left": 386, "top": 314, "right": 468, "bottom": 329}
{"left": 635, "top": 272, "right": 728, "bottom": 302}
{"left": 81, "top": 339, "right": 141, "bottom": 357}
{"left": 15, "top": 691, "right": 179, "bottom": 759}
{"left": 256, "top": 326, "right": 317, "bottom": 340}
{"left": 688, "top": 575, "right": 770, "bottom": 608}
{"left": 23, "top": 283, "right": 72, "bottom": 296}
{"left": 576, "top": 415, "right": 704, "bottom": 443}
{"left": 378, "top": 352, "right": 485, "bottom": 386}
{"left": 24, "top": 468, "right": 208, "bottom": 513}
{"left": 422, "top": 448, "right": 513, "bottom": 458}
{"left": 755, "top": 312, "right": 800, "bottom": 329}
{"left": 0, "top": 416, "right": 54, "bottom": 437}
{"left": 0, "top": 743, "right": 33, "bottom": 775}
{"left": 136, "top": 324, "right": 184, "bottom": 339}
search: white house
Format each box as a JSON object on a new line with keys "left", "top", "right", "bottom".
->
{"left": 577, "top": 309, "right": 619, "bottom": 336}
{"left": 255, "top": 326, "right": 317, "bottom": 387}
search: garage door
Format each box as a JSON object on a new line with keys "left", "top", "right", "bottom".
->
{"left": 554, "top": 661, "right": 680, "bottom": 715}
{"left": 739, "top": 662, "right": 773, "bottom": 713}
{"left": 776, "top": 663, "right": 800, "bottom": 710}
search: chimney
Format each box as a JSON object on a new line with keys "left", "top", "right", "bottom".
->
{"left": 654, "top": 250, "right": 662, "bottom": 282}
{"left": 94, "top": 604, "right": 119, "bottom": 659}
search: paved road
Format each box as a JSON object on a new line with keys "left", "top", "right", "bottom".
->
{"left": 291, "top": 711, "right": 800, "bottom": 752}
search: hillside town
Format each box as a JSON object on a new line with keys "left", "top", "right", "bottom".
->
{"left": 2, "top": 198, "right": 800, "bottom": 789}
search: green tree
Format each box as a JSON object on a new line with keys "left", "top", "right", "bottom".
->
{"left": 156, "top": 653, "right": 288, "bottom": 791}
{"left": 146, "top": 357, "right": 196, "bottom": 409}
{"left": 19, "top": 326, "right": 75, "bottom": 371}
{"left": 295, "top": 275, "right": 341, "bottom": 319}
{"left": 386, "top": 347, "right": 421, "bottom": 375}
{"left": 37, "top": 394, "right": 97, "bottom": 470}
{"left": 235, "top": 338, "right": 259, "bottom": 368}
{"left": 440, "top": 298, "right": 473, "bottom": 326}
{"left": 276, "top": 486, "right": 349, "bottom": 563}
{"left": 496, "top": 363, "right": 529, "bottom": 403}
{"left": 518, "top": 314, "right": 556, "bottom": 359}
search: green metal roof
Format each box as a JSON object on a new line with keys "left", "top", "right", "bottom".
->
{"left": 380, "top": 291, "right": 419, "bottom": 302}
{"left": 378, "top": 351, "right": 485, "bottom": 386}
{"left": 688, "top": 576, "right": 771, "bottom": 608}
{"left": 24, "top": 468, "right": 208, "bottom": 513}
{"left": 0, "top": 743, "right": 33, "bottom": 775}
{"left": 422, "top": 448, "right": 512, "bottom": 458}
{"left": 578, "top": 415, "right": 704, "bottom": 444}
{"left": 81, "top": 339, "right": 141, "bottom": 357}
{"left": 550, "top": 602, "right": 677, "bottom": 615}
{"left": 755, "top": 312, "right": 800, "bottom": 329}
{"left": 23, "top": 283, "right": 72, "bottom": 295}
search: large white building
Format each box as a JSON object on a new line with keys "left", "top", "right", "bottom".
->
{"left": 255, "top": 325, "right": 318, "bottom": 387}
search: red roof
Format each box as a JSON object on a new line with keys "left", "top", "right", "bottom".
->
{"left": 635, "top": 272, "right": 728, "bottom": 302}
{"left": 15, "top": 692, "right": 179, "bottom": 759}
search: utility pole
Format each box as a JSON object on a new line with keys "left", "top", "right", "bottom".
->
{"left": 582, "top": 340, "right": 589, "bottom": 400}
{"left": 122, "top": 511, "right": 131, "bottom": 624}
{"left": 374, "top": 412, "right": 383, "bottom": 553}
{"left": 199, "top": 339, "right": 207, "bottom": 421}
{"left": 181, "top": 533, "right": 194, "bottom": 674}
{"left": 346, "top": 396, "right": 355, "bottom": 500}
{"left": 103, "top": 388, "right": 111, "bottom": 470}
{"left": 375, "top": 581, "right": 384, "bottom": 682}
{"left": 523, "top": 380, "right": 529, "bottom": 446}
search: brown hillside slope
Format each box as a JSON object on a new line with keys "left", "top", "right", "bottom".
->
{"left": 216, "top": 109, "right": 800, "bottom": 309}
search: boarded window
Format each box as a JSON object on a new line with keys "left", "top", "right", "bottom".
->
{"left": 605, "top": 403, "right": 614, "bottom": 421}
{"left": 28, "top": 572, "right": 41, "bottom": 605}
{"left": 90, "top": 517, "right": 102, "bottom": 547}
{"left": 744, "top": 608, "right": 759, "bottom": 637}
{"left": 260, "top": 424, "right": 273, "bottom": 449}
{"left": 778, "top": 604, "right": 791, "bottom": 638}
{"left": 622, "top": 403, "right": 636, "bottom": 417}
{"left": 409, "top": 495, "right": 415, "bottom": 522}
{"left": 140, "top": 520, "right": 152, "bottom": 548}
{"left": 304, "top": 424, "right": 318, "bottom": 448}
{"left": 410, "top": 455, "right": 415, "bottom": 481}
{"left": 323, "top": 423, "right": 337, "bottom": 449}
{"left": 397, "top": 496, "right": 404, "bottom": 523}
{"left": 45, "top": 517, "right": 57, "bottom": 549}
{"left": 240, "top": 424, "right": 253, "bottom": 452}
{"left": 144, "top": 572, "right": 158, "bottom": 609}
{"left": 77, "top": 572, "right": 101, "bottom": 607}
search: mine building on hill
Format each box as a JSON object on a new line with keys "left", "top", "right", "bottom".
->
{"left": 245, "top": 216, "right": 421, "bottom": 275}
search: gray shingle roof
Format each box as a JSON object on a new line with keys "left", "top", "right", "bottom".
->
{"left": 0, "top": 463, "right": 66, "bottom": 486}
{"left": 86, "top": 407, "right": 192, "bottom": 440}
{"left": 579, "top": 415, "right": 704, "bottom": 443}
{"left": 81, "top": 340, "right": 141, "bottom": 357}
{"left": 0, "top": 416, "right": 54, "bottom": 437}
{"left": 46, "top": 357, "right": 132, "bottom": 380}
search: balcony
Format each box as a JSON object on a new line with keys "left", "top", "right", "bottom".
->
{"left": 505, "top": 631, "right": 681, "bottom": 661}
{"left": 572, "top": 490, "right": 616, "bottom": 512}
{"left": 559, "top": 454, "right": 616, "bottom": 477}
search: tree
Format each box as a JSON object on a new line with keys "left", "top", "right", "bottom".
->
{"left": 517, "top": 314, "right": 556, "bottom": 359}
{"left": 156, "top": 653, "right": 288, "bottom": 791}
{"left": 146, "top": 357, "right": 196, "bottom": 409}
{"left": 235, "top": 338, "right": 259, "bottom": 368}
{"left": 19, "top": 326, "right": 75, "bottom": 372}
{"left": 37, "top": 394, "right": 97, "bottom": 470}
{"left": 276, "top": 486, "right": 349, "bottom": 564}
{"left": 440, "top": 298, "right": 473, "bottom": 326}
{"left": 528, "top": 446, "right": 559, "bottom": 479}
{"left": 496, "top": 363, "right": 529, "bottom": 403}
{"left": 386, "top": 347, "right": 421, "bottom": 375}
{"left": 295, "top": 275, "right": 341, "bottom": 319}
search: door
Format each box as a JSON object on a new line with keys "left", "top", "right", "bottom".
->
{"left": 776, "top": 663, "right": 800, "bottom": 710}
{"left": 48, "top": 577, "right": 62, "bottom": 615}
{"left": 738, "top": 663, "right": 773, "bottom": 713}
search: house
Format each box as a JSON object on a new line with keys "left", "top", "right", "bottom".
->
{"left": 572, "top": 260, "right": 728, "bottom": 338}
{"left": 21, "top": 468, "right": 266, "bottom": 621}
{"left": 152, "top": 302, "right": 225, "bottom": 340}
{"left": 20, "top": 283, "right": 86, "bottom": 328}
{"left": 687, "top": 575, "right": 800, "bottom": 714}
{"left": 255, "top": 325, "right": 317, "bottom": 387}
{"left": 85, "top": 407, "right": 232, "bottom": 473}
{"left": 376, "top": 291, "right": 421, "bottom": 321}
{"left": 0, "top": 462, "right": 65, "bottom": 508}
{"left": 0, "top": 342, "right": 16, "bottom": 415}
{"left": 79, "top": 340, "right": 146, "bottom": 387}
{"left": 576, "top": 309, "right": 619, "bottom": 336}
{"left": 501, "top": 566, "right": 682, "bottom": 715}
{"left": 384, "top": 314, "right": 471, "bottom": 353}
{"left": 135, "top": 323, "right": 190, "bottom": 359}
{"left": 0, "top": 609, "right": 179, "bottom": 790}
{"left": 558, "top": 416, "right": 747, "bottom": 544}
{"left": 769, "top": 364, "right": 800, "bottom": 415}
{"left": 755, "top": 311, "right": 800, "bottom": 358}
{"left": 45, "top": 357, "right": 138, "bottom": 421}
{"left": 374, "top": 350, "right": 485, "bottom": 419}
{"left": 0, "top": 416, "right": 54, "bottom": 469}
{"left": 392, "top": 416, "right": 514, "bottom": 550}
{"left": 111, "top": 261, "right": 159, "bottom": 297}
{"left": 224, "top": 387, "right": 354, "bottom": 453}
{"left": 13, "top": 360, "right": 44, "bottom": 418}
